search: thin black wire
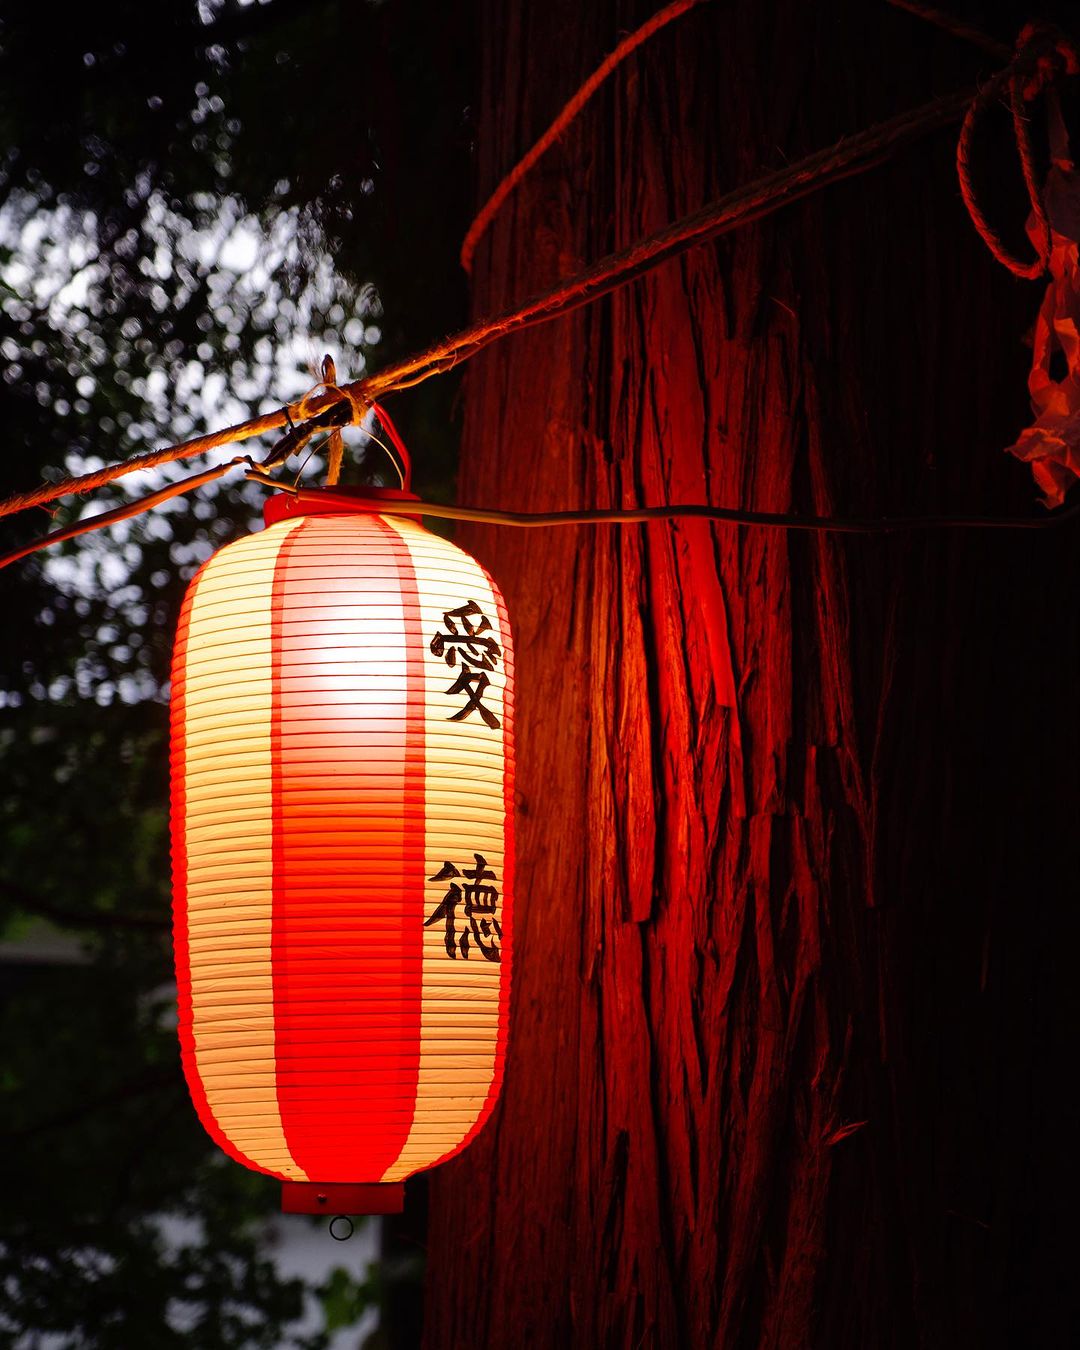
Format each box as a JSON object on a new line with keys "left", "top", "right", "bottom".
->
{"left": 374, "top": 500, "right": 1080, "bottom": 533}
{"left": 292, "top": 419, "right": 406, "bottom": 489}
{"left": 292, "top": 484, "right": 1080, "bottom": 533}
{"left": 2, "top": 472, "right": 1076, "bottom": 574}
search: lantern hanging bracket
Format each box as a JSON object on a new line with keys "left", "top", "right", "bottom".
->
{"left": 280, "top": 1179, "right": 405, "bottom": 1215}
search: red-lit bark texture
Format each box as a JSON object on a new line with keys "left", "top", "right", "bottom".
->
{"left": 422, "top": 2, "right": 1080, "bottom": 1346}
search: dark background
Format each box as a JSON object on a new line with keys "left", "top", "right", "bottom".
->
{"left": 1, "top": 1, "right": 1078, "bottom": 1347}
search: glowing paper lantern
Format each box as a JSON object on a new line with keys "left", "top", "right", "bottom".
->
{"left": 170, "top": 487, "right": 514, "bottom": 1214}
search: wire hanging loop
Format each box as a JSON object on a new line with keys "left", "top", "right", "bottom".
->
{"left": 956, "top": 23, "right": 1080, "bottom": 279}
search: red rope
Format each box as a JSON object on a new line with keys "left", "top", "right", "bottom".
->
{"left": 368, "top": 402, "right": 413, "bottom": 491}
{"left": 955, "top": 24, "right": 1079, "bottom": 280}
{"left": 459, "top": 0, "right": 711, "bottom": 273}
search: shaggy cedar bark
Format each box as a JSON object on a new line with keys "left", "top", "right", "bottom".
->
{"left": 421, "top": 2, "right": 1079, "bottom": 1346}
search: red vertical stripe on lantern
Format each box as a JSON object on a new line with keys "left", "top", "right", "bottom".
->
{"left": 171, "top": 563, "right": 276, "bottom": 1177}
{"left": 366, "top": 514, "right": 427, "bottom": 1179}
{"left": 270, "top": 516, "right": 425, "bottom": 1181}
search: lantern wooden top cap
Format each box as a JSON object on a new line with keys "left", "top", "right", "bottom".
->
{"left": 263, "top": 485, "right": 422, "bottom": 528}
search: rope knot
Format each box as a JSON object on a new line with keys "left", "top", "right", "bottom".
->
{"left": 1014, "top": 23, "right": 1080, "bottom": 101}
{"left": 956, "top": 24, "right": 1080, "bottom": 279}
{"left": 285, "top": 355, "right": 374, "bottom": 486}
{"left": 291, "top": 372, "right": 369, "bottom": 429}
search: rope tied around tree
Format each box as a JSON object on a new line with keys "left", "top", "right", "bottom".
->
{"left": 459, "top": 0, "right": 712, "bottom": 273}
{"left": 3, "top": 7, "right": 1080, "bottom": 564}
{"left": 956, "top": 22, "right": 1080, "bottom": 279}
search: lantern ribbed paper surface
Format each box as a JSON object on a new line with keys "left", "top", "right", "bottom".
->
{"left": 170, "top": 492, "right": 513, "bottom": 1193}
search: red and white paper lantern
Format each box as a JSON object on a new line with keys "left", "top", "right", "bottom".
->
{"left": 170, "top": 488, "right": 514, "bottom": 1213}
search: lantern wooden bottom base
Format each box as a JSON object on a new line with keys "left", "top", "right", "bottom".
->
{"left": 281, "top": 1181, "right": 405, "bottom": 1215}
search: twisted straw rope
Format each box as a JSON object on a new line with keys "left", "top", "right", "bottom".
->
{"left": 459, "top": 0, "right": 711, "bottom": 273}
{"left": 954, "top": 24, "right": 1078, "bottom": 280}
{"left": 0, "top": 85, "right": 975, "bottom": 526}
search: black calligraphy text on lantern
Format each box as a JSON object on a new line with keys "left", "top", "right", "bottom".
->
{"left": 425, "top": 854, "right": 503, "bottom": 962}
{"left": 430, "top": 600, "right": 501, "bottom": 728}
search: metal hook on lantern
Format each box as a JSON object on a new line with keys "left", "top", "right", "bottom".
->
{"left": 329, "top": 1215, "right": 355, "bottom": 1242}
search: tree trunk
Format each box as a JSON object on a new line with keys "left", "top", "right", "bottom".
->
{"left": 422, "top": 2, "right": 1079, "bottom": 1346}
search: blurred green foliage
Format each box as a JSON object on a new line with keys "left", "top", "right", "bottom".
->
{"left": 0, "top": 1, "right": 475, "bottom": 1343}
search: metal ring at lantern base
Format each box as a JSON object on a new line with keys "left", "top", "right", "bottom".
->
{"left": 329, "top": 1215, "right": 355, "bottom": 1241}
